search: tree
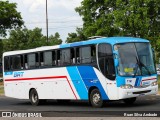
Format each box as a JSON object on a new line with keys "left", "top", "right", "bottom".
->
{"left": 0, "top": 39, "right": 3, "bottom": 61}
{"left": 0, "top": 1, "right": 23, "bottom": 37}
{"left": 3, "top": 28, "right": 63, "bottom": 53}
{"left": 66, "top": 28, "right": 87, "bottom": 43}
{"left": 3, "top": 27, "right": 46, "bottom": 52}
{"left": 75, "top": 0, "right": 160, "bottom": 61}
{"left": 75, "top": 0, "right": 119, "bottom": 37}
{"left": 48, "top": 32, "right": 62, "bottom": 45}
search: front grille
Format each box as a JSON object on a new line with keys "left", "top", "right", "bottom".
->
{"left": 134, "top": 85, "right": 149, "bottom": 88}
{"left": 133, "top": 90, "right": 151, "bottom": 94}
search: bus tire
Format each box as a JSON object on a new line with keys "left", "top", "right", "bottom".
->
{"left": 123, "top": 97, "right": 136, "bottom": 105}
{"left": 90, "top": 89, "right": 104, "bottom": 108}
{"left": 29, "top": 89, "right": 39, "bottom": 106}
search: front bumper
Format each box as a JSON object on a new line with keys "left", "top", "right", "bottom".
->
{"left": 118, "top": 85, "right": 158, "bottom": 99}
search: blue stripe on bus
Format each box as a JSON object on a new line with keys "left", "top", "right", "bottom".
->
{"left": 70, "top": 42, "right": 83, "bottom": 47}
{"left": 77, "top": 66, "right": 109, "bottom": 100}
{"left": 67, "top": 67, "right": 88, "bottom": 99}
{"left": 135, "top": 78, "right": 139, "bottom": 86}
{"left": 116, "top": 76, "right": 125, "bottom": 87}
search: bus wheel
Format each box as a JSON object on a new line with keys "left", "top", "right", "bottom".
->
{"left": 123, "top": 97, "right": 136, "bottom": 105}
{"left": 90, "top": 89, "right": 103, "bottom": 108}
{"left": 29, "top": 89, "right": 39, "bottom": 106}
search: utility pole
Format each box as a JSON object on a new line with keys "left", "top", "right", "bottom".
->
{"left": 46, "top": 0, "right": 49, "bottom": 44}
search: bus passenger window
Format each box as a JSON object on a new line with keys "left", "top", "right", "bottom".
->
{"left": 44, "top": 51, "right": 52, "bottom": 66}
{"left": 35, "top": 53, "right": 39, "bottom": 68}
{"left": 61, "top": 49, "right": 70, "bottom": 66}
{"left": 24, "top": 54, "right": 28, "bottom": 69}
{"left": 20, "top": 55, "right": 24, "bottom": 69}
{"left": 57, "top": 50, "right": 60, "bottom": 66}
{"left": 76, "top": 48, "right": 80, "bottom": 64}
{"left": 12, "top": 55, "right": 21, "bottom": 70}
{"left": 70, "top": 48, "right": 75, "bottom": 64}
{"left": 28, "top": 54, "right": 36, "bottom": 69}
{"left": 40, "top": 52, "right": 44, "bottom": 66}
{"left": 52, "top": 51, "right": 56, "bottom": 66}
{"left": 80, "top": 46, "right": 91, "bottom": 64}
{"left": 91, "top": 45, "right": 96, "bottom": 63}
{"left": 4, "top": 56, "right": 10, "bottom": 71}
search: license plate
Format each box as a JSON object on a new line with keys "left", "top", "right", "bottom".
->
{"left": 142, "top": 81, "right": 150, "bottom": 86}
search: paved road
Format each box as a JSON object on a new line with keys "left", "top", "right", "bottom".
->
{"left": 0, "top": 95, "right": 160, "bottom": 117}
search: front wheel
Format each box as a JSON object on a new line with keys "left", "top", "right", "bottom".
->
{"left": 90, "top": 89, "right": 104, "bottom": 108}
{"left": 123, "top": 97, "right": 136, "bottom": 105}
{"left": 29, "top": 89, "right": 39, "bottom": 106}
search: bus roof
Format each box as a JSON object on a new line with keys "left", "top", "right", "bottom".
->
{"left": 3, "top": 37, "right": 149, "bottom": 56}
{"left": 60, "top": 37, "right": 149, "bottom": 48}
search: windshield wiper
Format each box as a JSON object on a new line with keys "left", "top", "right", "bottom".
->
{"left": 133, "top": 57, "right": 141, "bottom": 77}
{"left": 133, "top": 56, "right": 151, "bottom": 77}
{"left": 139, "top": 60, "right": 151, "bottom": 76}
{"left": 133, "top": 57, "right": 151, "bottom": 77}
{"left": 133, "top": 43, "right": 151, "bottom": 77}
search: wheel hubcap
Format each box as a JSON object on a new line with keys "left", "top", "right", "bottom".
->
{"left": 32, "top": 94, "right": 38, "bottom": 103}
{"left": 93, "top": 93, "right": 101, "bottom": 105}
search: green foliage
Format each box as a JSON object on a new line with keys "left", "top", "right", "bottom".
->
{"left": 48, "top": 32, "right": 62, "bottom": 45}
{"left": 3, "top": 28, "right": 62, "bottom": 53}
{"left": 0, "top": 1, "right": 24, "bottom": 37}
{"left": 74, "top": 0, "right": 160, "bottom": 62}
{"left": 0, "top": 86, "right": 4, "bottom": 95}
{"left": 0, "top": 40, "right": 3, "bottom": 60}
{"left": 3, "top": 28, "right": 45, "bottom": 52}
{"left": 66, "top": 28, "right": 87, "bottom": 43}
{"left": 75, "top": 0, "right": 119, "bottom": 37}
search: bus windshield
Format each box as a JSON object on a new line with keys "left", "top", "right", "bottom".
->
{"left": 117, "top": 42, "right": 156, "bottom": 76}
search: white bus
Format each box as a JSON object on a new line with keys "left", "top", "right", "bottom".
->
{"left": 3, "top": 37, "right": 158, "bottom": 107}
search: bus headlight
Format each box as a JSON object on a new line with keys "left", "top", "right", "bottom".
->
{"left": 120, "top": 84, "right": 133, "bottom": 89}
{"left": 151, "top": 81, "right": 158, "bottom": 86}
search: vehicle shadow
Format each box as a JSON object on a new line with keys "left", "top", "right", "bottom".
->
{"left": 16, "top": 97, "right": 160, "bottom": 109}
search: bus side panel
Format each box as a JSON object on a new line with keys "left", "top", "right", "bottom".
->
{"left": 67, "top": 66, "right": 110, "bottom": 100}
{"left": 24, "top": 68, "right": 79, "bottom": 100}
{"left": 61, "top": 66, "right": 118, "bottom": 101}
{"left": 93, "top": 68, "right": 119, "bottom": 100}
{"left": 4, "top": 83, "right": 14, "bottom": 98}
{"left": 4, "top": 82, "right": 26, "bottom": 99}
{"left": 67, "top": 66, "right": 88, "bottom": 100}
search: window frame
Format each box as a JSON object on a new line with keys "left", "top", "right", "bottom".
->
{"left": 3, "top": 44, "right": 98, "bottom": 71}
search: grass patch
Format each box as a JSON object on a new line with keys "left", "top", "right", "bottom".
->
{"left": 0, "top": 86, "right": 4, "bottom": 95}
{"left": 0, "top": 78, "right": 4, "bottom": 95}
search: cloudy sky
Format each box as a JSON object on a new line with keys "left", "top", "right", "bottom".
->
{"left": 9, "top": 0, "right": 83, "bottom": 42}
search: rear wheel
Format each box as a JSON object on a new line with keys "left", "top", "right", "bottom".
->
{"left": 90, "top": 89, "right": 104, "bottom": 108}
{"left": 123, "top": 97, "right": 136, "bottom": 105}
{"left": 29, "top": 89, "right": 39, "bottom": 106}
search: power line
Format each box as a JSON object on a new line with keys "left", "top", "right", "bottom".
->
{"left": 41, "top": 25, "right": 83, "bottom": 30}
{"left": 25, "top": 20, "right": 82, "bottom": 24}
